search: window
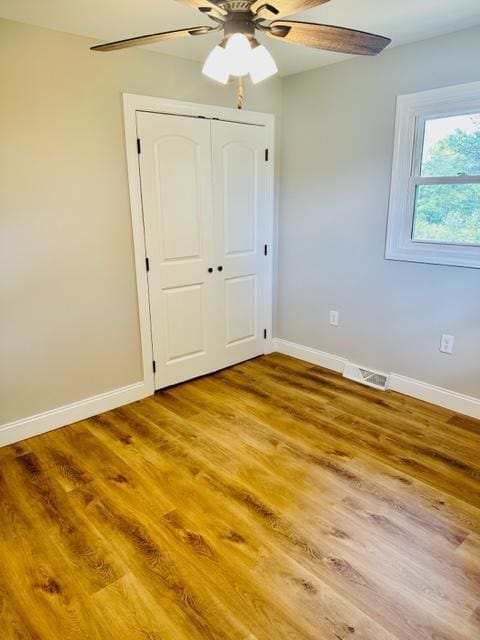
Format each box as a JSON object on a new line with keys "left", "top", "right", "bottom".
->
{"left": 386, "top": 81, "right": 480, "bottom": 268}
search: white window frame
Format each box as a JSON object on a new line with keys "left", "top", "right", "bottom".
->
{"left": 385, "top": 81, "right": 480, "bottom": 269}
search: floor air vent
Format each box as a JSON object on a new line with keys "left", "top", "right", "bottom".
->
{"left": 343, "top": 362, "right": 390, "bottom": 391}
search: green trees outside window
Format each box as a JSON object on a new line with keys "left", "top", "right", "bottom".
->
{"left": 413, "top": 114, "right": 480, "bottom": 245}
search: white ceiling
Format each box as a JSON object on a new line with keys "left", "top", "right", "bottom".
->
{"left": 1, "top": 0, "right": 480, "bottom": 76}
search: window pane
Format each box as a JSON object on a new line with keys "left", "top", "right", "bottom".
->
{"left": 420, "top": 113, "right": 480, "bottom": 177}
{"left": 412, "top": 183, "right": 480, "bottom": 245}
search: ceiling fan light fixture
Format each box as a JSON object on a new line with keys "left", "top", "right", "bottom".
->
{"left": 224, "top": 32, "right": 252, "bottom": 77}
{"left": 91, "top": 1, "right": 391, "bottom": 106}
{"left": 202, "top": 43, "right": 230, "bottom": 84}
{"left": 249, "top": 43, "right": 278, "bottom": 84}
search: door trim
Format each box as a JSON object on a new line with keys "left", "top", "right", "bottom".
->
{"left": 122, "top": 93, "right": 275, "bottom": 394}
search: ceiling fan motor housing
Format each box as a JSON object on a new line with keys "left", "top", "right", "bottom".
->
{"left": 221, "top": 1, "right": 254, "bottom": 12}
{"left": 223, "top": 16, "right": 256, "bottom": 40}
{"left": 218, "top": 1, "right": 257, "bottom": 41}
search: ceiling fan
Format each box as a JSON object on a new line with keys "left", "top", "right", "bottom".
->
{"left": 91, "top": 0, "right": 391, "bottom": 107}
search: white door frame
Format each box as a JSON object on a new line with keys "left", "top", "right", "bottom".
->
{"left": 122, "top": 93, "right": 275, "bottom": 395}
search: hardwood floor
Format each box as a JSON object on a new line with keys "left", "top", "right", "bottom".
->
{"left": 1, "top": 353, "right": 479, "bottom": 640}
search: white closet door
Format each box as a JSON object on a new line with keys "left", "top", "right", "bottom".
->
{"left": 137, "top": 112, "right": 218, "bottom": 388}
{"left": 212, "top": 120, "right": 268, "bottom": 369}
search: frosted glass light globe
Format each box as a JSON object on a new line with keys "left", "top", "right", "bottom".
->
{"left": 250, "top": 44, "right": 278, "bottom": 83}
{"left": 225, "top": 33, "right": 252, "bottom": 77}
{"left": 202, "top": 44, "right": 229, "bottom": 84}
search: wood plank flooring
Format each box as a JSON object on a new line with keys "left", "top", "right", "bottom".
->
{"left": 1, "top": 353, "right": 479, "bottom": 640}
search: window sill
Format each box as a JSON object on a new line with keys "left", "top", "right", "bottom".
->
{"left": 385, "top": 240, "right": 480, "bottom": 269}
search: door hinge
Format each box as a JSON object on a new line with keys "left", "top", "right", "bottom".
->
{"left": 264, "top": 329, "right": 267, "bottom": 339}
{"left": 265, "top": 148, "right": 269, "bottom": 162}
{"left": 264, "top": 244, "right": 268, "bottom": 256}
{"left": 145, "top": 257, "right": 150, "bottom": 272}
{"left": 152, "top": 360, "right": 156, "bottom": 373}
{"left": 137, "top": 138, "right": 141, "bottom": 154}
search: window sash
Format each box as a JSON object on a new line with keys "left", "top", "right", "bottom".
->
{"left": 406, "top": 176, "right": 480, "bottom": 248}
{"left": 413, "top": 109, "right": 480, "bottom": 179}
{"left": 409, "top": 112, "right": 480, "bottom": 247}
{"left": 412, "top": 114, "right": 480, "bottom": 183}
{"left": 412, "top": 175, "right": 480, "bottom": 185}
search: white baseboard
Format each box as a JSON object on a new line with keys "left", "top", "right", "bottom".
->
{"left": 388, "top": 374, "right": 480, "bottom": 420}
{"left": 2, "top": 341, "right": 478, "bottom": 449}
{"left": 0, "top": 381, "right": 150, "bottom": 448}
{"left": 272, "top": 338, "right": 348, "bottom": 373}
{"left": 272, "top": 338, "right": 480, "bottom": 420}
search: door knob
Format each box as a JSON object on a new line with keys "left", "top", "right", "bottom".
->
{"left": 208, "top": 267, "right": 213, "bottom": 273}
{"left": 217, "top": 266, "right": 223, "bottom": 272}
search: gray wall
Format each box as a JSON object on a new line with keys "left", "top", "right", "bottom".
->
{"left": 277, "top": 26, "right": 480, "bottom": 397}
{"left": 2, "top": 17, "right": 479, "bottom": 428}
{"left": 0, "top": 18, "right": 282, "bottom": 424}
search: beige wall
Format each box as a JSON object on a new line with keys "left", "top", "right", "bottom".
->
{"left": 0, "top": 18, "right": 282, "bottom": 424}
{"left": 277, "top": 26, "right": 480, "bottom": 397}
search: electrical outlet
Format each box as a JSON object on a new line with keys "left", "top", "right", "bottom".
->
{"left": 329, "top": 310, "right": 339, "bottom": 327}
{"left": 440, "top": 334, "right": 454, "bottom": 354}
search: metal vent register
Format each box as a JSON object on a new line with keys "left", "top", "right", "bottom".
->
{"left": 343, "top": 362, "right": 390, "bottom": 391}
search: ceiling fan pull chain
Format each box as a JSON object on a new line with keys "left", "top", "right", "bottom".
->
{"left": 236, "top": 76, "right": 244, "bottom": 110}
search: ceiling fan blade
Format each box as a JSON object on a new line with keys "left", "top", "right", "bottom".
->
{"left": 252, "top": 0, "right": 330, "bottom": 20}
{"left": 267, "top": 21, "right": 391, "bottom": 55}
{"left": 91, "top": 26, "right": 213, "bottom": 52}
